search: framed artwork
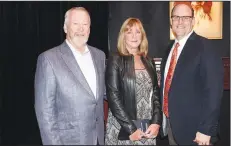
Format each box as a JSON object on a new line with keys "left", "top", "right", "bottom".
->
{"left": 170, "top": 2, "right": 223, "bottom": 40}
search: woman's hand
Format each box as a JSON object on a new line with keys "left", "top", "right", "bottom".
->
{"left": 129, "top": 129, "right": 145, "bottom": 141}
{"left": 144, "top": 124, "right": 160, "bottom": 138}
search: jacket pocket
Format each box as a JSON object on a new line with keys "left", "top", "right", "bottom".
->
{"left": 57, "top": 121, "right": 79, "bottom": 130}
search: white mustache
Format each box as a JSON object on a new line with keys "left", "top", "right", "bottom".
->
{"left": 69, "top": 28, "right": 85, "bottom": 37}
{"left": 74, "top": 33, "right": 85, "bottom": 37}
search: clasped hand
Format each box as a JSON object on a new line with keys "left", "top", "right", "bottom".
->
{"left": 129, "top": 124, "right": 160, "bottom": 141}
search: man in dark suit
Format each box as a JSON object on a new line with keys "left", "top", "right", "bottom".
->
{"left": 160, "top": 3, "right": 223, "bottom": 145}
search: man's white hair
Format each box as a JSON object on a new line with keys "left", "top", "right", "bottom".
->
{"left": 63, "top": 7, "right": 91, "bottom": 27}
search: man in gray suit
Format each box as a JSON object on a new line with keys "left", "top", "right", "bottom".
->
{"left": 34, "top": 7, "right": 105, "bottom": 145}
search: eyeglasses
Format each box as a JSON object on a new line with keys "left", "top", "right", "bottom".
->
{"left": 171, "top": 15, "right": 193, "bottom": 22}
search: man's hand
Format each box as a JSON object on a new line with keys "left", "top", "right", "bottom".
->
{"left": 193, "top": 132, "right": 211, "bottom": 145}
{"left": 129, "top": 129, "right": 145, "bottom": 141}
{"left": 144, "top": 124, "right": 160, "bottom": 139}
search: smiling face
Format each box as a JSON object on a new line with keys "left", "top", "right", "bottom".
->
{"left": 117, "top": 18, "right": 148, "bottom": 56}
{"left": 64, "top": 9, "right": 90, "bottom": 49}
{"left": 124, "top": 24, "right": 142, "bottom": 55}
{"left": 171, "top": 4, "right": 195, "bottom": 40}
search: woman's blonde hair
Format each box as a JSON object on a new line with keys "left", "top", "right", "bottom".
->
{"left": 117, "top": 18, "right": 148, "bottom": 56}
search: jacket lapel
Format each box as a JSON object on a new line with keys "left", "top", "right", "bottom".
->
{"left": 88, "top": 45, "right": 100, "bottom": 100}
{"left": 170, "top": 32, "right": 197, "bottom": 89}
{"left": 59, "top": 42, "right": 95, "bottom": 99}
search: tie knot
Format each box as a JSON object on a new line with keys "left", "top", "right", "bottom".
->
{"left": 175, "top": 42, "right": 180, "bottom": 48}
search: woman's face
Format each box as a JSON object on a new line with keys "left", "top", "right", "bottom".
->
{"left": 124, "top": 24, "right": 142, "bottom": 55}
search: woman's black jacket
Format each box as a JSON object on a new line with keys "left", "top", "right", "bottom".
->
{"left": 105, "top": 53, "right": 162, "bottom": 140}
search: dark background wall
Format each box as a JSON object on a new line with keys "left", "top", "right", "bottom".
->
{"left": 108, "top": 1, "right": 230, "bottom": 58}
{"left": 0, "top": 1, "right": 229, "bottom": 145}
{"left": 0, "top": 1, "right": 108, "bottom": 144}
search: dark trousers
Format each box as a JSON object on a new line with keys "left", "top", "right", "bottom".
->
{"left": 166, "top": 119, "right": 219, "bottom": 145}
{"left": 167, "top": 118, "right": 178, "bottom": 145}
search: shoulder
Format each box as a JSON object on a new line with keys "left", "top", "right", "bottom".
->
{"left": 108, "top": 52, "right": 124, "bottom": 61}
{"left": 143, "top": 55, "right": 155, "bottom": 64}
{"left": 107, "top": 52, "right": 123, "bottom": 65}
{"left": 144, "top": 56, "right": 157, "bottom": 70}
{"left": 88, "top": 45, "right": 106, "bottom": 59}
{"left": 196, "top": 33, "right": 217, "bottom": 51}
{"left": 193, "top": 33, "right": 221, "bottom": 59}
{"left": 105, "top": 53, "right": 124, "bottom": 74}
{"left": 192, "top": 33, "right": 212, "bottom": 47}
{"left": 109, "top": 52, "right": 121, "bottom": 59}
{"left": 37, "top": 43, "right": 63, "bottom": 61}
{"left": 145, "top": 56, "right": 154, "bottom": 61}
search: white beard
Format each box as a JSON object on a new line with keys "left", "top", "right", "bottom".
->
{"left": 72, "top": 36, "right": 88, "bottom": 48}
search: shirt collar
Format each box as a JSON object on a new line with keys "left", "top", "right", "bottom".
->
{"left": 65, "top": 39, "right": 89, "bottom": 56}
{"left": 175, "top": 30, "right": 194, "bottom": 47}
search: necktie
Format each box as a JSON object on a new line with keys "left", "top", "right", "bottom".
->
{"left": 163, "top": 42, "right": 180, "bottom": 117}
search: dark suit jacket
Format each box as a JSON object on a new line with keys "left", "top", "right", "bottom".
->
{"left": 160, "top": 32, "right": 224, "bottom": 145}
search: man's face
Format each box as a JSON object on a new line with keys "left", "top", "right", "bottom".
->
{"left": 65, "top": 10, "right": 90, "bottom": 48}
{"left": 171, "top": 4, "right": 195, "bottom": 40}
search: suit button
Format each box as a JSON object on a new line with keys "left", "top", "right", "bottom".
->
{"left": 96, "top": 118, "right": 98, "bottom": 122}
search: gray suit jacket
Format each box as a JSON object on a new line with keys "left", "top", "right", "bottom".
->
{"left": 34, "top": 41, "right": 105, "bottom": 145}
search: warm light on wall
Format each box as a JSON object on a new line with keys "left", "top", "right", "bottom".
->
{"left": 169, "top": 2, "right": 223, "bottom": 40}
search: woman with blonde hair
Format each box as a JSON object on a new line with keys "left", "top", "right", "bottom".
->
{"left": 105, "top": 17, "right": 162, "bottom": 145}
